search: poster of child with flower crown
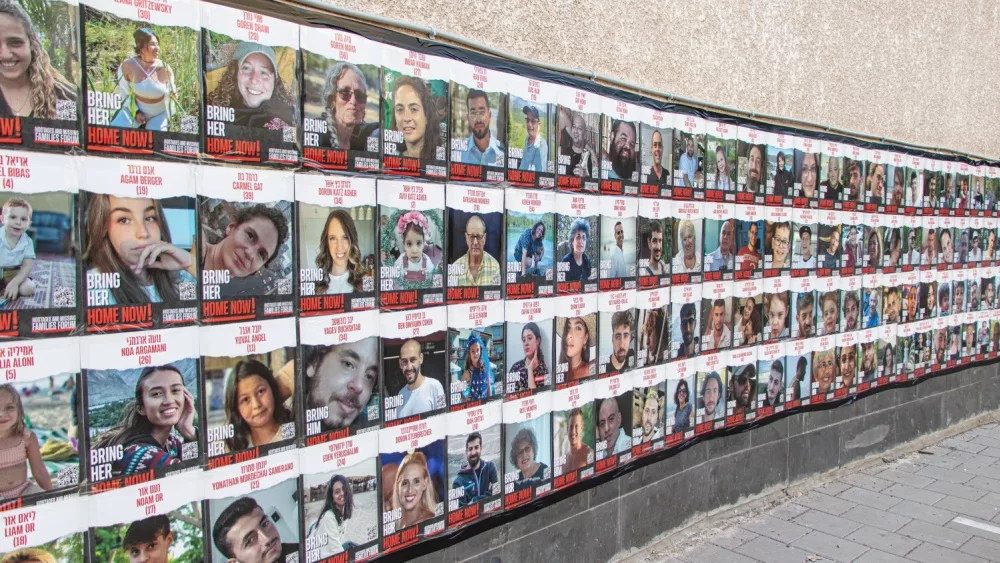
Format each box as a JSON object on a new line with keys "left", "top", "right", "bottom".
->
{"left": 377, "top": 179, "right": 445, "bottom": 309}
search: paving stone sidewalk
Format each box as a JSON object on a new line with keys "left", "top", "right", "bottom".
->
{"left": 628, "top": 422, "right": 1000, "bottom": 563}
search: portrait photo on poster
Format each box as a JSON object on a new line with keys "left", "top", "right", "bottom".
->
{"left": 598, "top": 195, "right": 638, "bottom": 291}
{"left": 90, "top": 501, "right": 204, "bottom": 563}
{"left": 551, "top": 383, "right": 594, "bottom": 486}
{"left": 445, "top": 402, "right": 503, "bottom": 527}
{"left": 447, "top": 301, "right": 504, "bottom": 407}
{"left": 449, "top": 63, "right": 507, "bottom": 182}
{"left": 599, "top": 97, "right": 640, "bottom": 196}
{"left": 555, "top": 87, "right": 600, "bottom": 193}
{"left": 377, "top": 179, "right": 445, "bottom": 309}
{"left": 208, "top": 475, "right": 301, "bottom": 562}
{"left": 502, "top": 392, "right": 551, "bottom": 508}
{"left": 636, "top": 199, "right": 671, "bottom": 288}
{"left": 446, "top": 183, "right": 504, "bottom": 303}
{"left": 505, "top": 188, "right": 555, "bottom": 299}
{"left": 672, "top": 114, "right": 705, "bottom": 199}
{"left": 507, "top": 74, "right": 556, "bottom": 188}
{"left": 631, "top": 368, "right": 667, "bottom": 456}
{"left": 555, "top": 192, "right": 599, "bottom": 294}
{"left": 378, "top": 417, "right": 446, "bottom": 552}
{"left": 554, "top": 293, "right": 598, "bottom": 387}
{"left": 381, "top": 307, "right": 448, "bottom": 423}
{"left": 381, "top": 45, "right": 449, "bottom": 179}
{"left": 638, "top": 109, "right": 673, "bottom": 198}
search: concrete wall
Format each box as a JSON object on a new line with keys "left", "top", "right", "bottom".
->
{"left": 315, "top": 0, "right": 1000, "bottom": 159}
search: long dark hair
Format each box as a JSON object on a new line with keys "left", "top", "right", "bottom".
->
{"left": 133, "top": 28, "right": 159, "bottom": 56}
{"left": 207, "top": 60, "right": 295, "bottom": 108}
{"left": 93, "top": 365, "right": 185, "bottom": 450}
{"left": 223, "top": 359, "right": 294, "bottom": 452}
{"left": 316, "top": 474, "right": 354, "bottom": 528}
{"left": 522, "top": 322, "right": 545, "bottom": 365}
{"left": 315, "top": 209, "right": 365, "bottom": 294}
{"left": 389, "top": 75, "right": 441, "bottom": 161}
{"left": 558, "top": 317, "right": 591, "bottom": 365}
{"left": 0, "top": 1, "right": 75, "bottom": 118}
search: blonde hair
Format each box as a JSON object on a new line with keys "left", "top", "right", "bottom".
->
{"left": 0, "top": 384, "right": 25, "bottom": 437}
{"left": 1, "top": 548, "right": 56, "bottom": 563}
{"left": 392, "top": 451, "right": 437, "bottom": 514}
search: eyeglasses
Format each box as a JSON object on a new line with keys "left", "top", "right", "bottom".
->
{"left": 337, "top": 87, "right": 367, "bottom": 104}
{"left": 773, "top": 236, "right": 790, "bottom": 248}
{"left": 466, "top": 233, "right": 485, "bottom": 243}
{"left": 515, "top": 445, "right": 533, "bottom": 458}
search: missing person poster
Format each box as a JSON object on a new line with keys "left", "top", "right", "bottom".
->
{"left": 734, "top": 203, "right": 763, "bottom": 279}
{"left": 598, "top": 290, "right": 636, "bottom": 377}
{"left": 599, "top": 96, "right": 639, "bottom": 196}
{"left": 732, "top": 278, "right": 762, "bottom": 348}
{"left": 81, "top": 326, "right": 201, "bottom": 490}
{"left": 901, "top": 213, "right": 922, "bottom": 272}
{"left": 630, "top": 364, "right": 666, "bottom": 459}
{"left": 82, "top": 157, "right": 197, "bottom": 332}
{"left": 201, "top": 3, "right": 300, "bottom": 165}
{"left": 0, "top": 149, "right": 77, "bottom": 339}
{"left": 300, "top": 25, "right": 381, "bottom": 172}
{"left": 762, "top": 275, "right": 791, "bottom": 342}
{"left": 82, "top": 0, "right": 200, "bottom": 158}
{"left": 694, "top": 350, "right": 727, "bottom": 434}
{"left": 378, "top": 415, "right": 446, "bottom": 553}
{"left": 638, "top": 107, "right": 673, "bottom": 198}
{"left": 704, "top": 120, "right": 736, "bottom": 203}
{"left": 905, "top": 154, "right": 925, "bottom": 214}
{"left": 551, "top": 380, "right": 594, "bottom": 490}
{"left": 506, "top": 74, "right": 556, "bottom": 188}
{"left": 670, "top": 282, "right": 701, "bottom": 359}
{"left": 882, "top": 271, "right": 901, "bottom": 324}
{"left": 793, "top": 136, "right": 819, "bottom": 208}
{"left": 381, "top": 45, "right": 449, "bottom": 179}
{"left": 785, "top": 337, "right": 812, "bottom": 409}
{"left": 877, "top": 322, "right": 898, "bottom": 384}
{"left": 449, "top": 62, "right": 506, "bottom": 182}
{"left": 791, "top": 207, "right": 817, "bottom": 277}
{"left": 763, "top": 205, "right": 791, "bottom": 277}
{"left": 701, "top": 279, "right": 732, "bottom": 352}
{"left": 900, "top": 269, "right": 920, "bottom": 323}
{"left": 198, "top": 165, "right": 294, "bottom": 324}
{"left": 756, "top": 341, "right": 784, "bottom": 418}
{"left": 555, "top": 191, "right": 599, "bottom": 294}
{"left": 299, "top": 433, "right": 380, "bottom": 563}
{"left": 381, "top": 306, "right": 447, "bottom": 424}
{"left": 972, "top": 164, "right": 988, "bottom": 216}
{"left": 555, "top": 85, "right": 600, "bottom": 193}
{"left": 672, "top": 113, "right": 705, "bottom": 200}
{"left": 671, "top": 200, "right": 703, "bottom": 285}
{"left": 502, "top": 391, "right": 552, "bottom": 508}
{"left": 881, "top": 213, "right": 903, "bottom": 273}
{"left": 635, "top": 287, "right": 669, "bottom": 367}
{"left": 445, "top": 401, "right": 502, "bottom": 528}
{"left": 858, "top": 325, "right": 878, "bottom": 391}
{"left": 200, "top": 317, "right": 297, "bottom": 464}
{"left": 842, "top": 144, "right": 867, "bottom": 212}
{"left": 816, "top": 208, "right": 841, "bottom": 277}
{"left": 0, "top": 496, "right": 86, "bottom": 560}
{"left": 505, "top": 297, "right": 554, "bottom": 398}
{"left": 598, "top": 195, "right": 638, "bottom": 291}
{"left": 864, "top": 149, "right": 887, "bottom": 213}
{"left": 377, "top": 179, "right": 445, "bottom": 309}
{"left": 791, "top": 275, "right": 817, "bottom": 339}
{"left": 839, "top": 210, "right": 863, "bottom": 276}
{"left": 593, "top": 373, "right": 632, "bottom": 473}
{"left": 664, "top": 357, "right": 695, "bottom": 446}
{"left": 300, "top": 309, "right": 380, "bottom": 442}
{"left": 836, "top": 329, "right": 859, "bottom": 397}
{"left": 811, "top": 334, "right": 837, "bottom": 402}
{"left": 702, "top": 202, "right": 735, "bottom": 281}
{"left": 921, "top": 213, "right": 939, "bottom": 271}
{"left": 817, "top": 275, "right": 840, "bottom": 336}
{"left": 765, "top": 131, "right": 796, "bottom": 207}
{"left": 925, "top": 159, "right": 943, "bottom": 216}
{"left": 554, "top": 293, "right": 598, "bottom": 389}
{"left": 726, "top": 344, "right": 756, "bottom": 425}
{"left": 841, "top": 274, "right": 862, "bottom": 333}
{"left": 886, "top": 152, "right": 908, "bottom": 213}
{"left": 637, "top": 197, "right": 671, "bottom": 289}
{"left": 448, "top": 300, "right": 504, "bottom": 409}
{"left": 295, "top": 173, "right": 376, "bottom": 315}
{"left": 862, "top": 212, "right": 881, "bottom": 275}
{"left": 818, "top": 140, "right": 844, "bottom": 208}
{"left": 736, "top": 125, "right": 766, "bottom": 205}
{"left": 505, "top": 187, "right": 555, "bottom": 299}
{"left": 446, "top": 182, "right": 504, "bottom": 303}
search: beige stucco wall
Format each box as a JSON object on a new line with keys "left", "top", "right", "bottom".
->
{"left": 312, "top": 0, "right": 1000, "bottom": 160}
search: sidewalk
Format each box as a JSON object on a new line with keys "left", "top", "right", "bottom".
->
{"left": 625, "top": 421, "right": 1000, "bottom": 563}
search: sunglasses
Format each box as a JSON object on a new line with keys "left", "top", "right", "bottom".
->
{"left": 337, "top": 87, "right": 367, "bottom": 104}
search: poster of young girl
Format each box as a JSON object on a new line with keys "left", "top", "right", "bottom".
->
{"left": 448, "top": 300, "right": 504, "bottom": 409}
{"left": 762, "top": 276, "right": 791, "bottom": 342}
{"left": 599, "top": 96, "right": 639, "bottom": 196}
{"left": 507, "top": 73, "right": 557, "bottom": 189}
{"left": 726, "top": 344, "right": 756, "bottom": 425}
{"left": 82, "top": 157, "right": 197, "bottom": 332}
{"left": 502, "top": 391, "right": 552, "bottom": 509}
{"left": 204, "top": 448, "right": 300, "bottom": 562}
{"left": 704, "top": 120, "right": 736, "bottom": 203}
{"left": 381, "top": 307, "right": 447, "bottom": 424}
{"left": 300, "top": 309, "right": 380, "bottom": 441}
{"left": 555, "top": 85, "right": 600, "bottom": 193}
{"left": 793, "top": 136, "right": 819, "bottom": 209}
{"left": 0, "top": 336, "right": 79, "bottom": 505}
{"left": 378, "top": 415, "right": 446, "bottom": 553}
{"left": 694, "top": 350, "right": 727, "bottom": 435}
{"left": 377, "top": 179, "right": 445, "bottom": 309}
{"left": 598, "top": 194, "right": 638, "bottom": 291}
{"left": 765, "top": 131, "right": 796, "bottom": 208}
{"left": 296, "top": 174, "right": 376, "bottom": 315}
{"left": 505, "top": 297, "right": 554, "bottom": 398}
{"left": 638, "top": 107, "right": 673, "bottom": 199}
{"left": 200, "top": 318, "right": 297, "bottom": 464}
{"left": 0, "top": 0, "right": 80, "bottom": 151}
{"left": 635, "top": 287, "right": 669, "bottom": 367}
{"left": 671, "top": 113, "right": 705, "bottom": 200}
{"left": 445, "top": 400, "right": 502, "bottom": 529}
{"left": 0, "top": 149, "right": 78, "bottom": 339}
{"left": 198, "top": 165, "right": 295, "bottom": 324}
{"left": 630, "top": 364, "right": 665, "bottom": 460}
{"left": 449, "top": 62, "right": 506, "bottom": 183}
{"left": 551, "top": 380, "right": 594, "bottom": 490}
{"left": 0, "top": 496, "right": 86, "bottom": 561}
{"left": 300, "top": 25, "right": 381, "bottom": 172}
{"left": 664, "top": 358, "right": 695, "bottom": 447}
{"left": 554, "top": 293, "right": 598, "bottom": 390}
{"left": 637, "top": 198, "right": 671, "bottom": 289}
{"left": 89, "top": 472, "right": 204, "bottom": 563}
{"left": 736, "top": 125, "right": 766, "bottom": 205}
{"left": 82, "top": 0, "right": 200, "bottom": 158}
{"left": 598, "top": 290, "right": 636, "bottom": 377}
{"left": 381, "top": 44, "right": 449, "bottom": 179}
{"left": 555, "top": 191, "right": 599, "bottom": 294}
{"left": 505, "top": 187, "right": 555, "bottom": 299}
{"left": 81, "top": 326, "right": 201, "bottom": 490}
{"left": 755, "top": 341, "right": 783, "bottom": 419}
{"left": 446, "top": 182, "right": 504, "bottom": 303}
{"left": 300, "top": 432, "right": 380, "bottom": 562}
{"left": 201, "top": 3, "right": 300, "bottom": 165}
{"left": 592, "top": 373, "right": 632, "bottom": 473}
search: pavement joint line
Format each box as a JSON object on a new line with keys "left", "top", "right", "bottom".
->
{"left": 952, "top": 516, "right": 1000, "bottom": 537}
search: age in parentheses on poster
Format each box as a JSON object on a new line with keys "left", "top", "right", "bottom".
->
{"left": 204, "top": 448, "right": 301, "bottom": 563}
{"left": 975, "top": 308, "right": 992, "bottom": 361}
{"left": 635, "top": 287, "right": 668, "bottom": 368}
{"left": 702, "top": 202, "right": 734, "bottom": 282}
{"left": 860, "top": 214, "right": 881, "bottom": 276}
{"left": 295, "top": 174, "right": 376, "bottom": 315}
{"left": 924, "top": 159, "right": 943, "bottom": 217}
{"left": 449, "top": 63, "right": 506, "bottom": 183}
{"left": 599, "top": 96, "right": 639, "bottom": 196}
{"left": 790, "top": 207, "right": 817, "bottom": 278}
{"left": 555, "top": 85, "right": 600, "bottom": 193}
{"left": 502, "top": 390, "right": 552, "bottom": 509}
{"left": 841, "top": 274, "right": 862, "bottom": 333}
{"left": 447, "top": 300, "right": 504, "bottom": 409}
{"left": 811, "top": 334, "right": 837, "bottom": 402}
{"left": 381, "top": 45, "right": 449, "bottom": 179}
{"left": 762, "top": 275, "right": 791, "bottom": 342}
{"left": 664, "top": 357, "right": 695, "bottom": 447}
{"left": 81, "top": 326, "right": 201, "bottom": 491}
{"left": 940, "top": 160, "right": 958, "bottom": 217}
{"left": 0, "top": 496, "right": 86, "bottom": 561}
{"left": 817, "top": 140, "right": 843, "bottom": 209}
{"left": 904, "top": 155, "right": 924, "bottom": 214}
{"left": 793, "top": 136, "right": 819, "bottom": 209}
{"left": 593, "top": 373, "right": 632, "bottom": 473}
{"left": 956, "top": 215, "right": 971, "bottom": 270}
{"left": 377, "top": 179, "right": 445, "bottom": 309}
{"left": 299, "top": 309, "right": 380, "bottom": 444}
{"left": 505, "top": 188, "right": 554, "bottom": 299}
{"left": 381, "top": 306, "right": 447, "bottom": 425}
{"left": 969, "top": 215, "right": 984, "bottom": 269}
{"left": 912, "top": 317, "right": 933, "bottom": 378}
{"left": 703, "top": 120, "right": 736, "bottom": 203}
{"left": 937, "top": 214, "right": 956, "bottom": 271}
{"left": 815, "top": 208, "right": 842, "bottom": 277}
{"left": 670, "top": 282, "right": 701, "bottom": 359}
{"left": 765, "top": 131, "right": 795, "bottom": 207}
{"left": 446, "top": 182, "right": 504, "bottom": 303}
{"left": 597, "top": 290, "right": 636, "bottom": 378}
{"left": 972, "top": 164, "right": 988, "bottom": 217}
{"left": 816, "top": 275, "right": 839, "bottom": 337}
{"left": 637, "top": 107, "right": 673, "bottom": 199}
{"left": 444, "top": 400, "right": 503, "bottom": 529}
{"left": 0, "top": 0, "right": 80, "bottom": 150}
{"left": 876, "top": 322, "right": 898, "bottom": 384}
{"left": 694, "top": 350, "right": 727, "bottom": 435}
{"left": 598, "top": 195, "right": 638, "bottom": 291}
{"left": 671, "top": 200, "right": 703, "bottom": 285}
{"left": 672, "top": 113, "right": 705, "bottom": 201}
{"left": 886, "top": 152, "right": 908, "bottom": 214}
{"left": 839, "top": 209, "right": 863, "bottom": 277}
{"left": 835, "top": 329, "right": 859, "bottom": 398}
{"left": 551, "top": 379, "right": 594, "bottom": 490}
{"left": 900, "top": 213, "right": 922, "bottom": 272}
{"left": 763, "top": 205, "right": 791, "bottom": 278}
{"left": 198, "top": 166, "right": 294, "bottom": 324}
{"left": 88, "top": 471, "right": 204, "bottom": 563}
{"left": 880, "top": 213, "right": 902, "bottom": 273}
{"left": 784, "top": 337, "right": 812, "bottom": 409}
{"left": 82, "top": 157, "right": 197, "bottom": 333}
{"left": 630, "top": 363, "right": 666, "bottom": 459}
{"left": 735, "top": 125, "right": 765, "bottom": 205}
{"left": 864, "top": 149, "right": 887, "bottom": 214}
{"left": 841, "top": 144, "right": 867, "bottom": 212}
{"left": 0, "top": 150, "right": 77, "bottom": 339}
{"left": 553, "top": 293, "right": 597, "bottom": 390}
{"left": 299, "top": 432, "right": 381, "bottom": 563}
{"left": 506, "top": 75, "right": 556, "bottom": 189}
{"left": 986, "top": 166, "right": 1000, "bottom": 218}
{"left": 899, "top": 270, "right": 919, "bottom": 324}
{"left": 734, "top": 203, "right": 763, "bottom": 280}
{"left": 700, "top": 280, "right": 732, "bottom": 353}
{"left": 82, "top": 0, "right": 200, "bottom": 158}
{"left": 957, "top": 162, "right": 974, "bottom": 217}
{"left": 299, "top": 25, "right": 381, "bottom": 172}
{"left": 555, "top": 191, "right": 599, "bottom": 294}
{"left": 731, "top": 278, "right": 761, "bottom": 348}
{"left": 199, "top": 318, "right": 297, "bottom": 466}
{"left": 0, "top": 337, "right": 80, "bottom": 506}
{"left": 637, "top": 198, "right": 671, "bottom": 289}
{"left": 201, "top": 3, "right": 300, "bottom": 166}
{"left": 790, "top": 275, "right": 817, "bottom": 340}
{"left": 857, "top": 325, "right": 878, "bottom": 392}
{"left": 755, "top": 341, "right": 784, "bottom": 419}
{"left": 504, "top": 297, "right": 554, "bottom": 400}
{"left": 378, "top": 415, "right": 446, "bottom": 553}
{"left": 726, "top": 344, "right": 756, "bottom": 425}
{"left": 878, "top": 272, "right": 898, "bottom": 327}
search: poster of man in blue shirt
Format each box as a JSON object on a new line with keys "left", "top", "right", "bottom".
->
{"left": 451, "top": 78, "right": 506, "bottom": 182}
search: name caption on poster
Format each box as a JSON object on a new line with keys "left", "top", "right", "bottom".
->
{"left": 0, "top": 154, "right": 29, "bottom": 190}
{"left": 2, "top": 510, "right": 35, "bottom": 548}
{"left": 0, "top": 344, "right": 33, "bottom": 381}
